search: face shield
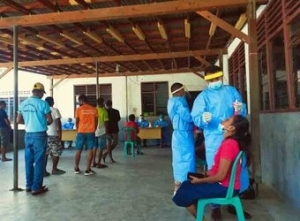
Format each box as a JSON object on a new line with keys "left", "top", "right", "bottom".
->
{"left": 171, "top": 85, "right": 191, "bottom": 100}
{"left": 204, "top": 71, "right": 224, "bottom": 90}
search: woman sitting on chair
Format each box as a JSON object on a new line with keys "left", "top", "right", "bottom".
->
{"left": 172, "top": 115, "right": 252, "bottom": 218}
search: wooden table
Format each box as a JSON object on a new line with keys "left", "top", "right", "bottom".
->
{"left": 138, "top": 127, "right": 162, "bottom": 148}
{"left": 61, "top": 129, "right": 77, "bottom": 141}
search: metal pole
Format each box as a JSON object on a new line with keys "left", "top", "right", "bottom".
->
{"left": 50, "top": 78, "right": 54, "bottom": 97}
{"left": 12, "top": 25, "right": 21, "bottom": 191}
{"left": 125, "top": 74, "right": 128, "bottom": 121}
{"left": 96, "top": 62, "right": 99, "bottom": 99}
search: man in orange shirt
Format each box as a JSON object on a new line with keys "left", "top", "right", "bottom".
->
{"left": 74, "top": 95, "right": 98, "bottom": 176}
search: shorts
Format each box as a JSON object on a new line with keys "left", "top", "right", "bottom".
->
{"left": 94, "top": 134, "right": 107, "bottom": 149}
{"left": 47, "top": 136, "right": 63, "bottom": 157}
{"left": 0, "top": 128, "right": 9, "bottom": 147}
{"left": 107, "top": 133, "right": 119, "bottom": 146}
{"left": 76, "top": 133, "right": 95, "bottom": 150}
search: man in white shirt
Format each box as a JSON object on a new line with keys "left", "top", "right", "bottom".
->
{"left": 45, "top": 97, "right": 65, "bottom": 176}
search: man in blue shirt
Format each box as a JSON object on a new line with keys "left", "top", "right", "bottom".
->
{"left": 17, "top": 82, "right": 53, "bottom": 195}
{"left": 0, "top": 100, "right": 11, "bottom": 162}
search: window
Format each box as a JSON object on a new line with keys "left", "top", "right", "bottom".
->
{"left": 141, "top": 82, "right": 168, "bottom": 116}
{"left": 291, "top": 18, "right": 300, "bottom": 107}
{"left": 0, "top": 97, "right": 27, "bottom": 122}
{"left": 74, "top": 84, "right": 112, "bottom": 107}
{"left": 259, "top": 47, "right": 270, "bottom": 110}
{"left": 272, "top": 32, "right": 288, "bottom": 109}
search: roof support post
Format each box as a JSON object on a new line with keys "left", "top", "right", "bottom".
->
{"left": 247, "top": 0, "right": 261, "bottom": 185}
{"left": 96, "top": 62, "right": 99, "bottom": 99}
{"left": 12, "top": 25, "right": 21, "bottom": 192}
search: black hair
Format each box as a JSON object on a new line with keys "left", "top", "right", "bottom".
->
{"left": 204, "top": 65, "right": 222, "bottom": 75}
{"left": 105, "top": 100, "right": 112, "bottom": 107}
{"left": 128, "top": 114, "right": 135, "bottom": 121}
{"left": 45, "top": 96, "right": 54, "bottom": 107}
{"left": 170, "top": 82, "right": 183, "bottom": 94}
{"left": 97, "top": 97, "right": 104, "bottom": 106}
{"left": 227, "top": 115, "right": 252, "bottom": 166}
{"left": 0, "top": 100, "right": 6, "bottom": 106}
{"left": 78, "top": 94, "right": 88, "bottom": 103}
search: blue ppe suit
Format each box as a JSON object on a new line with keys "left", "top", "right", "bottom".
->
{"left": 153, "top": 119, "right": 169, "bottom": 144}
{"left": 137, "top": 119, "right": 149, "bottom": 128}
{"left": 191, "top": 85, "right": 249, "bottom": 192}
{"left": 168, "top": 96, "right": 196, "bottom": 183}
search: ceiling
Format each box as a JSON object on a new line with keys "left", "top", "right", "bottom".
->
{"left": 0, "top": 0, "right": 268, "bottom": 78}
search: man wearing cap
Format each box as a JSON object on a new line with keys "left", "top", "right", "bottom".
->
{"left": 191, "top": 66, "right": 248, "bottom": 220}
{"left": 17, "top": 82, "right": 53, "bottom": 195}
{"left": 168, "top": 82, "right": 196, "bottom": 195}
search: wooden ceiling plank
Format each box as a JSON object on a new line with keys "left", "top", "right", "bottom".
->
{"left": 0, "top": 49, "right": 224, "bottom": 68}
{"left": 197, "top": 11, "right": 250, "bottom": 44}
{"left": 0, "top": 0, "right": 268, "bottom": 28}
{"left": 157, "top": 21, "right": 168, "bottom": 40}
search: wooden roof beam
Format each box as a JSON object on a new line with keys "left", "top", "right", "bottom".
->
{"left": 36, "top": 33, "right": 65, "bottom": 48}
{"left": 132, "top": 24, "right": 145, "bottom": 41}
{"left": 0, "top": 49, "right": 224, "bottom": 68}
{"left": 0, "top": 66, "right": 13, "bottom": 79}
{"left": 49, "top": 68, "right": 204, "bottom": 79}
{"left": 157, "top": 21, "right": 168, "bottom": 40}
{"left": 60, "top": 31, "right": 83, "bottom": 45}
{"left": 184, "top": 18, "right": 191, "bottom": 38}
{"left": 0, "top": 0, "right": 268, "bottom": 28}
{"left": 106, "top": 26, "right": 124, "bottom": 43}
{"left": 194, "top": 56, "right": 211, "bottom": 67}
{"left": 197, "top": 11, "right": 250, "bottom": 44}
{"left": 83, "top": 30, "right": 103, "bottom": 44}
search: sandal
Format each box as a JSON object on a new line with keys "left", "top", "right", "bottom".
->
{"left": 52, "top": 169, "right": 66, "bottom": 175}
{"left": 1, "top": 158, "right": 12, "bottom": 162}
{"left": 32, "top": 186, "right": 49, "bottom": 195}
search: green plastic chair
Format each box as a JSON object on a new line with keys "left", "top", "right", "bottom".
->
{"left": 196, "top": 151, "right": 245, "bottom": 221}
{"left": 123, "top": 127, "right": 141, "bottom": 159}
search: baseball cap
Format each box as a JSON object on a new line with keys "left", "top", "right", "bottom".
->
{"left": 33, "top": 82, "right": 46, "bottom": 93}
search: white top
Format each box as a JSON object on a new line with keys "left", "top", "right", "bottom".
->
{"left": 47, "top": 107, "right": 62, "bottom": 136}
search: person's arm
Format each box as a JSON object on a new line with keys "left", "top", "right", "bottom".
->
{"left": 190, "top": 158, "right": 232, "bottom": 184}
{"left": 104, "top": 110, "right": 109, "bottom": 134}
{"left": 177, "top": 100, "right": 193, "bottom": 123}
{"left": 16, "top": 113, "right": 24, "bottom": 124}
{"left": 232, "top": 87, "right": 247, "bottom": 116}
{"left": 117, "top": 110, "right": 121, "bottom": 122}
{"left": 191, "top": 93, "right": 208, "bottom": 129}
{"left": 46, "top": 112, "right": 53, "bottom": 125}
{"left": 76, "top": 118, "right": 80, "bottom": 130}
{"left": 55, "top": 118, "right": 62, "bottom": 140}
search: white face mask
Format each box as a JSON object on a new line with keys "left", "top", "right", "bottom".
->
{"left": 138, "top": 118, "right": 143, "bottom": 122}
{"left": 208, "top": 80, "right": 223, "bottom": 90}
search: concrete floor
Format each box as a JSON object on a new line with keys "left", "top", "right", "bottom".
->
{"left": 0, "top": 146, "right": 299, "bottom": 221}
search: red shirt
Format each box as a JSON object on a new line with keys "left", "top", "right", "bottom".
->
{"left": 124, "top": 121, "right": 139, "bottom": 141}
{"left": 209, "top": 138, "right": 241, "bottom": 190}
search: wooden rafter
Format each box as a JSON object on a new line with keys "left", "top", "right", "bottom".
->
{"left": 197, "top": 11, "right": 250, "bottom": 44}
{"left": 49, "top": 68, "right": 204, "bottom": 79}
{"left": 194, "top": 56, "right": 211, "bottom": 67}
{"left": 0, "top": 49, "right": 224, "bottom": 68}
{"left": 0, "top": 0, "right": 268, "bottom": 28}
{"left": 0, "top": 66, "right": 13, "bottom": 79}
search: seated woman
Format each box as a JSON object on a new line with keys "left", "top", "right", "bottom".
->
{"left": 124, "top": 114, "right": 143, "bottom": 155}
{"left": 173, "top": 115, "right": 251, "bottom": 218}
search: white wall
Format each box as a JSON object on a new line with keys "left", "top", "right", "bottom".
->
{"left": 53, "top": 72, "right": 207, "bottom": 119}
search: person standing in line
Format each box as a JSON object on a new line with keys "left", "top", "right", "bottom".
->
{"left": 44, "top": 97, "right": 65, "bottom": 176}
{"left": 17, "top": 82, "right": 53, "bottom": 195}
{"left": 0, "top": 100, "right": 12, "bottom": 162}
{"left": 103, "top": 100, "right": 120, "bottom": 163}
{"left": 167, "top": 82, "right": 196, "bottom": 195}
{"left": 74, "top": 94, "right": 98, "bottom": 176}
{"left": 191, "top": 65, "right": 250, "bottom": 220}
{"left": 92, "top": 98, "right": 109, "bottom": 168}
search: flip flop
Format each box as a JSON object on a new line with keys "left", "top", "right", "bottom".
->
{"left": 1, "top": 158, "right": 12, "bottom": 162}
{"left": 32, "top": 186, "right": 49, "bottom": 195}
{"left": 52, "top": 169, "right": 66, "bottom": 175}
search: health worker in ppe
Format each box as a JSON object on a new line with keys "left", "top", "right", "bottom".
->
{"left": 136, "top": 115, "right": 149, "bottom": 128}
{"left": 153, "top": 114, "right": 169, "bottom": 146}
{"left": 191, "top": 65, "right": 250, "bottom": 220}
{"left": 167, "top": 82, "right": 196, "bottom": 194}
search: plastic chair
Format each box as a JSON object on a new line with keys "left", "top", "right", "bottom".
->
{"left": 122, "top": 127, "right": 141, "bottom": 159}
{"left": 196, "top": 151, "right": 245, "bottom": 221}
